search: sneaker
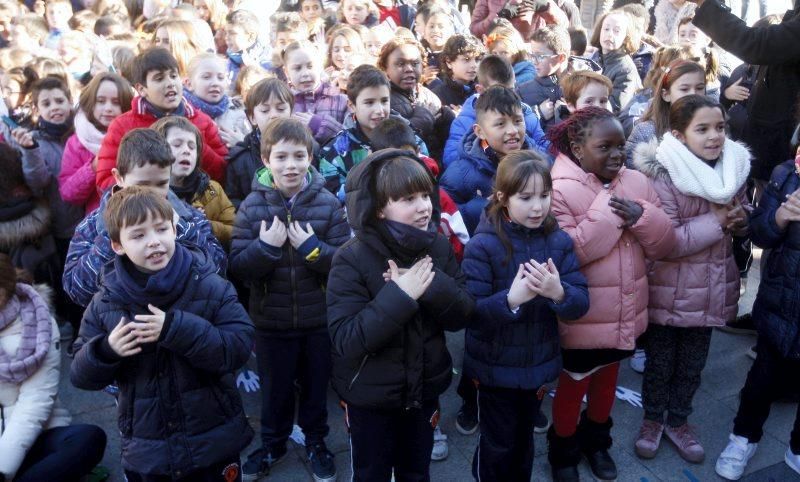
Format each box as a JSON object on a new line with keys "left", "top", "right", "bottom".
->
{"left": 715, "top": 434, "right": 757, "bottom": 480}
{"left": 431, "top": 426, "right": 449, "bottom": 461}
{"left": 307, "top": 442, "right": 337, "bottom": 482}
{"left": 746, "top": 345, "right": 757, "bottom": 360}
{"left": 455, "top": 402, "right": 479, "bottom": 435}
{"left": 534, "top": 409, "right": 551, "bottom": 434}
{"left": 634, "top": 420, "right": 664, "bottom": 459}
{"left": 718, "top": 313, "right": 757, "bottom": 335}
{"left": 629, "top": 349, "right": 646, "bottom": 374}
{"left": 740, "top": 277, "right": 748, "bottom": 296}
{"left": 242, "top": 446, "right": 288, "bottom": 481}
{"left": 786, "top": 448, "right": 800, "bottom": 476}
{"left": 664, "top": 423, "right": 704, "bottom": 463}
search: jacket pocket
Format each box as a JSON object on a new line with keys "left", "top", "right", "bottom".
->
{"left": 348, "top": 355, "right": 369, "bottom": 391}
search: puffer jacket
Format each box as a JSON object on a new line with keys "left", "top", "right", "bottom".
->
{"left": 327, "top": 149, "right": 474, "bottom": 409}
{"left": 551, "top": 153, "right": 675, "bottom": 350}
{"left": 225, "top": 129, "right": 261, "bottom": 209}
{"left": 389, "top": 82, "right": 453, "bottom": 161}
{"left": 189, "top": 179, "right": 236, "bottom": 249}
{"left": 462, "top": 213, "right": 589, "bottom": 390}
{"left": 514, "top": 60, "right": 537, "bottom": 86}
{"left": 70, "top": 247, "right": 254, "bottom": 478}
{"left": 0, "top": 199, "right": 59, "bottom": 284}
{"left": 229, "top": 166, "right": 350, "bottom": 332}
{"left": 430, "top": 77, "right": 476, "bottom": 108}
{"left": 590, "top": 49, "right": 642, "bottom": 113}
{"left": 59, "top": 133, "right": 101, "bottom": 214}
{"left": 634, "top": 139, "right": 746, "bottom": 328}
{"left": 293, "top": 82, "right": 349, "bottom": 145}
{"left": 749, "top": 159, "right": 800, "bottom": 359}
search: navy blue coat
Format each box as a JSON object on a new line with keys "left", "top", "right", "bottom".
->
{"left": 225, "top": 129, "right": 261, "bottom": 209}
{"left": 750, "top": 159, "right": 800, "bottom": 359}
{"left": 462, "top": 214, "right": 589, "bottom": 389}
{"left": 70, "top": 248, "right": 254, "bottom": 478}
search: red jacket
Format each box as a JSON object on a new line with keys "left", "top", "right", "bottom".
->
{"left": 95, "top": 97, "right": 228, "bottom": 190}
{"left": 421, "top": 155, "right": 470, "bottom": 261}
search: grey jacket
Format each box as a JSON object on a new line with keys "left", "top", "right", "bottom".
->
{"left": 590, "top": 49, "right": 642, "bottom": 114}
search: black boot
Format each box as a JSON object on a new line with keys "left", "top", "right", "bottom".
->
{"left": 577, "top": 412, "right": 617, "bottom": 481}
{"left": 547, "top": 426, "right": 581, "bottom": 482}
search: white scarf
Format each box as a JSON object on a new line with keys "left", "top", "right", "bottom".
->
{"left": 73, "top": 110, "right": 106, "bottom": 155}
{"left": 656, "top": 132, "right": 750, "bottom": 205}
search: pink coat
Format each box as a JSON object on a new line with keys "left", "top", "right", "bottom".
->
{"left": 59, "top": 133, "right": 101, "bottom": 215}
{"left": 470, "top": 0, "right": 569, "bottom": 41}
{"left": 551, "top": 154, "right": 676, "bottom": 350}
{"left": 634, "top": 144, "right": 746, "bottom": 328}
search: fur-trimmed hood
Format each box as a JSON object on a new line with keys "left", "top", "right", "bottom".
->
{"left": 632, "top": 137, "right": 667, "bottom": 180}
{"left": 0, "top": 201, "right": 51, "bottom": 250}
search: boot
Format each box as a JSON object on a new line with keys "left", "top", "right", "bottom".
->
{"left": 577, "top": 411, "right": 617, "bottom": 481}
{"left": 548, "top": 426, "right": 581, "bottom": 482}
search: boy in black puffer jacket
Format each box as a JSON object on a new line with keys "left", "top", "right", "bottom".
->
{"left": 229, "top": 118, "right": 350, "bottom": 482}
{"left": 70, "top": 186, "right": 254, "bottom": 481}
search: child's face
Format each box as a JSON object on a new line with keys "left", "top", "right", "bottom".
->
{"left": 300, "top": 0, "right": 323, "bottom": 22}
{"left": 284, "top": 48, "right": 321, "bottom": 93}
{"left": 265, "top": 139, "right": 311, "bottom": 197}
{"left": 153, "top": 26, "right": 170, "bottom": 48}
{"left": 58, "top": 35, "right": 85, "bottom": 66}
{"left": 275, "top": 30, "right": 305, "bottom": 54}
{"left": 115, "top": 164, "right": 172, "bottom": 198}
{"left": 93, "top": 80, "right": 123, "bottom": 128}
{"left": 331, "top": 35, "right": 353, "bottom": 70}
{"left": 343, "top": 0, "right": 369, "bottom": 25}
{"left": 2, "top": 77, "right": 21, "bottom": 109}
{"left": 187, "top": 58, "right": 229, "bottom": 104}
{"left": 349, "top": 85, "right": 390, "bottom": 134}
{"left": 137, "top": 69, "right": 183, "bottom": 113}
{"left": 502, "top": 173, "right": 551, "bottom": 229}
{"left": 447, "top": 54, "right": 479, "bottom": 84}
{"left": 571, "top": 118, "right": 626, "bottom": 181}
{"left": 474, "top": 108, "right": 526, "bottom": 156}
{"left": 111, "top": 212, "right": 176, "bottom": 274}
{"left": 569, "top": 81, "right": 611, "bottom": 112}
{"left": 488, "top": 40, "right": 512, "bottom": 63}
{"left": 194, "top": 0, "right": 210, "bottom": 21}
{"left": 225, "top": 25, "right": 253, "bottom": 53}
{"left": 379, "top": 191, "right": 433, "bottom": 231}
{"left": 531, "top": 42, "right": 563, "bottom": 77}
{"left": 678, "top": 23, "right": 710, "bottom": 49}
{"left": 662, "top": 71, "right": 705, "bottom": 103}
{"left": 46, "top": 3, "right": 71, "bottom": 30}
{"left": 414, "top": 13, "right": 426, "bottom": 39}
{"left": 365, "top": 33, "right": 385, "bottom": 61}
{"left": 599, "top": 13, "right": 628, "bottom": 53}
{"left": 385, "top": 44, "right": 422, "bottom": 91}
{"left": 673, "top": 106, "right": 725, "bottom": 162}
{"left": 35, "top": 88, "right": 70, "bottom": 124}
{"left": 166, "top": 127, "right": 199, "bottom": 181}
{"left": 424, "top": 13, "right": 453, "bottom": 51}
{"left": 249, "top": 95, "right": 293, "bottom": 132}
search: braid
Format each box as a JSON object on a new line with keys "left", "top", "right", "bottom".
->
{"left": 547, "top": 107, "right": 616, "bottom": 163}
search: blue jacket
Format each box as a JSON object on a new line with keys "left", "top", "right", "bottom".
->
{"left": 462, "top": 215, "right": 589, "bottom": 389}
{"left": 750, "top": 159, "right": 800, "bottom": 359}
{"left": 70, "top": 246, "right": 254, "bottom": 477}
{"left": 63, "top": 188, "right": 227, "bottom": 307}
{"left": 443, "top": 93, "right": 550, "bottom": 168}
{"left": 513, "top": 60, "right": 537, "bottom": 86}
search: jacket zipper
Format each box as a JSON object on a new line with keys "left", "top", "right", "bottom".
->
{"left": 349, "top": 355, "right": 369, "bottom": 390}
{"left": 287, "top": 210, "right": 299, "bottom": 330}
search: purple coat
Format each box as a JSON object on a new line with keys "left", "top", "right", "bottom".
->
{"left": 293, "top": 82, "right": 349, "bottom": 145}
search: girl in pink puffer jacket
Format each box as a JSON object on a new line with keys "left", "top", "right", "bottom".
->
{"left": 632, "top": 95, "right": 750, "bottom": 464}
{"left": 546, "top": 106, "right": 675, "bottom": 482}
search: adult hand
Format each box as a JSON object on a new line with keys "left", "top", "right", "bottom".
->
{"left": 132, "top": 304, "right": 166, "bottom": 343}
{"left": 388, "top": 257, "right": 435, "bottom": 300}
{"left": 724, "top": 78, "right": 750, "bottom": 102}
{"left": 609, "top": 197, "right": 644, "bottom": 228}
{"left": 108, "top": 317, "right": 142, "bottom": 357}
{"left": 259, "top": 216, "right": 288, "bottom": 248}
{"left": 526, "top": 258, "right": 565, "bottom": 303}
{"left": 288, "top": 221, "right": 315, "bottom": 249}
{"left": 775, "top": 188, "right": 800, "bottom": 229}
{"left": 11, "top": 127, "right": 34, "bottom": 148}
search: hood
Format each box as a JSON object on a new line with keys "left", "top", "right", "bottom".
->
{"left": 514, "top": 60, "right": 537, "bottom": 77}
{"left": 0, "top": 200, "right": 50, "bottom": 250}
{"left": 632, "top": 137, "right": 667, "bottom": 180}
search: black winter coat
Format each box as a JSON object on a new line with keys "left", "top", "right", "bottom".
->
{"left": 229, "top": 167, "right": 350, "bottom": 332}
{"left": 225, "top": 129, "right": 261, "bottom": 209}
{"left": 70, "top": 248, "right": 254, "bottom": 478}
{"left": 430, "top": 77, "right": 476, "bottom": 108}
{"left": 389, "top": 83, "right": 454, "bottom": 162}
{"left": 327, "top": 149, "right": 475, "bottom": 409}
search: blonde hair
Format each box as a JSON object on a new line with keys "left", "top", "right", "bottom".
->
{"left": 192, "top": 0, "right": 228, "bottom": 32}
{"left": 153, "top": 18, "right": 205, "bottom": 75}
{"left": 485, "top": 26, "right": 528, "bottom": 64}
{"left": 326, "top": 25, "right": 366, "bottom": 69}
{"left": 336, "top": 0, "right": 379, "bottom": 26}
{"left": 186, "top": 52, "right": 227, "bottom": 80}
{"left": 590, "top": 10, "right": 637, "bottom": 55}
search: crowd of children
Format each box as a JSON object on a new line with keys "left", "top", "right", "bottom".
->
{"left": 0, "top": 0, "right": 797, "bottom": 481}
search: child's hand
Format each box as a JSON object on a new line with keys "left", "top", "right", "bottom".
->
{"left": 11, "top": 128, "right": 34, "bottom": 148}
{"left": 388, "top": 257, "right": 435, "bottom": 300}
{"left": 775, "top": 189, "right": 800, "bottom": 229}
{"left": 108, "top": 317, "right": 142, "bottom": 357}
{"left": 507, "top": 264, "right": 538, "bottom": 311}
{"left": 91, "top": 156, "right": 98, "bottom": 172}
{"left": 383, "top": 266, "right": 408, "bottom": 282}
{"left": 725, "top": 204, "right": 749, "bottom": 234}
{"left": 526, "top": 258, "right": 565, "bottom": 303}
{"left": 132, "top": 304, "right": 166, "bottom": 344}
{"left": 609, "top": 197, "right": 643, "bottom": 228}
{"left": 293, "top": 112, "right": 314, "bottom": 126}
{"left": 218, "top": 126, "right": 244, "bottom": 148}
{"left": 288, "top": 221, "right": 315, "bottom": 249}
{"left": 724, "top": 78, "right": 750, "bottom": 102}
{"left": 260, "top": 216, "right": 288, "bottom": 248}
{"left": 709, "top": 203, "right": 731, "bottom": 228}
{"left": 539, "top": 99, "right": 555, "bottom": 120}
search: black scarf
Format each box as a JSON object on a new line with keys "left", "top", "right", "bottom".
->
{"left": 114, "top": 242, "right": 192, "bottom": 308}
{"left": 37, "top": 119, "right": 71, "bottom": 140}
{"left": 377, "top": 219, "right": 437, "bottom": 265}
{"left": 171, "top": 170, "right": 210, "bottom": 204}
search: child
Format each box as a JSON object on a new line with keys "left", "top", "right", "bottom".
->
{"left": 337, "top": 0, "right": 379, "bottom": 27}
{"left": 325, "top": 26, "right": 367, "bottom": 92}
{"left": 95, "top": 47, "right": 228, "bottom": 190}
{"left": 64, "top": 128, "right": 226, "bottom": 308}
{"left": 44, "top": 0, "right": 72, "bottom": 51}
{"left": 70, "top": 186, "right": 254, "bottom": 481}
{"left": 441, "top": 85, "right": 535, "bottom": 235}
{"left": 485, "top": 25, "right": 536, "bottom": 85}
{"left": 224, "top": 9, "right": 273, "bottom": 83}
{"left": 561, "top": 70, "right": 613, "bottom": 113}
{"left": 676, "top": 15, "right": 728, "bottom": 102}
{"left": 282, "top": 41, "right": 349, "bottom": 145}
{"left": 230, "top": 118, "right": 349, "bottom": 482}
{"left": 632, "top": 95, "right": 750, "bottom": 463}
{"left": 154, "top": 116, "right": 236, "bottom": 248}
{"left": 429, "top": 34, "right": 483, "bottom": 108}
{"left": 568, "top": 27, "right": 587, "bottom": 57}
{"left": 589, "top": 10, "right": 642, "bottom": 113}
{"left": 421, "top": 7, "right": 455, "bottom": 76}
{"left": 184, "top": 53, "right": 251, "bottom": 149}
{"left": 463, "top": 150, "right": 589, "bottom": 481}
{"left": 364, "top": 24, "right": 391, "bottom": 65}
{"left": 653, "top": 0, "right": 695, "bottom": 45}
{"left": 326, "top": 148, "right": 474, "bottom": 482}
{"left": 151, "top": 19, "right": 206, "bottom": 77}
{"left": 272, "top": 12, "right": 311, "bottom": 83}
{"left": 227, "top": 78, "right": 294, "bottom": 208}
{"left": 546, "top": 106, "right": 676, "bottom": 482}
{"left": 443, "top": 54, "right": 549, "bottom": 168}
{"left": 59, "top": 72, "right": 133, "bottom": 215}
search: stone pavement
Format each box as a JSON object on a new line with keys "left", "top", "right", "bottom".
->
{"left": 59, "top": 249, "right": 800, "bottom": 481}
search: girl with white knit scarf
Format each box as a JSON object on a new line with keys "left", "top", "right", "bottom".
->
{"left": 632, "top": 94, "right": 750, "bottom": 464}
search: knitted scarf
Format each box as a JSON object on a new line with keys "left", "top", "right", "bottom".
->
{"left": 73, "top": 110, "right": 105, "bottom": 155}
{"left": 183, "top": 89, "right": 230, "bottom": 120}
{"left": 113, "top": 242, "right": 192, "bottom": 309}
{"left": 0, "top": 283, "right": 52, "bottom": 384}
{"left": 656, "top": 133, "right": 750, "bottom": 205}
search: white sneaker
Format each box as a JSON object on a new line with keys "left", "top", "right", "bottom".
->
{"left": 786, "top": 448, "right": 800, "bottom": 475}
{"left": 715, "top": 434, "right": 758, "bottom": 480}
{"left": 431, "top": 426, "right": 449, "bottom": 461}
{"left": 630, "top": 349, "right": 646, "bottom": 374}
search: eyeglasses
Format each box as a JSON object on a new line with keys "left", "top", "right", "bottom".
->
{"left": 530, "top": 53, "right": 557, "bottom": 63}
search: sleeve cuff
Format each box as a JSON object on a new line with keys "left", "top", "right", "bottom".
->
{"left": 259, "top": 239, "right": 284, "bottom": 257}
{"left": 296, "top": 234, "right": 320, "bottom": 261}
{"left": 158, "top": 311, "right": 174, "bottom": 343}
{"left": 97, "top": 335, "right": 122, "bottom": 362}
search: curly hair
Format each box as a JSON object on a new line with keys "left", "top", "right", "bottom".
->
{"left": 547, "top": 106, "right": 617, "bottom": 163}
{"left": 439, "top": 34, "right": 484, "bottom": 80}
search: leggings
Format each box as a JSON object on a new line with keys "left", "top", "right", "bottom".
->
{"left": 15, "top": 424, "right": 106, "bottom": 482}
{"left": 552, "top": 362, "right": 620, "bottom": 437}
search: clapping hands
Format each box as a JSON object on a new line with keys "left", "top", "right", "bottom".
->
{"left": 507, "top": 258, "right": 564, "bottom": 310}
{"left": 387, "top": 257, "right": 435, "bottom": 300}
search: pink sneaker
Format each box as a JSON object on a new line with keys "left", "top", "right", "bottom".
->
{"left": 635, "top": 420, "right": 664, "bottom": 459}
{"left": 665, "top": 423, "right": 705, "bottom": 463}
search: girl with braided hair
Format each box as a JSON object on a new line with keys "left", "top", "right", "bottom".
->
{"left": 546, "top": 106, "right": 676, "bottom": 482}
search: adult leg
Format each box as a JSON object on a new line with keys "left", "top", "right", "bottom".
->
{"left": 394, "top": 399, "right": 437, "bottom": 482}
{"left": 297, "top": 331, "right": 331, "bottom": 446}
{"left": 255, "top": 332, "right": 300, "bottom": 452}
{"left": 666, "top": 328, "right": 713, "bottom": 427}
{"left": 15, "top": 424, "right": 106, "bottom": 482}
{"left": 347, "top": 404, "right": 397, "bottom": 482}
{"left": 642, "top": 324, "right": 678, "bottom": 424}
